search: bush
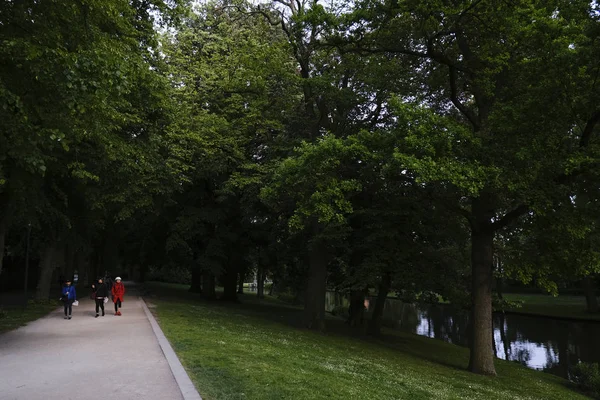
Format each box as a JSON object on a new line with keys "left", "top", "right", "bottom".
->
{"left": 396, "top": 290, "right": 443, "bottom": 305}
{"left": 276, "top": 290, "right": 302, "bottom": 305}
{"left": 417, "top": 290, "right": 441, "bottom": 305}
{"left": 492, "top": 294, "right": 523, "bottom": 312}
{"left": 331, "top": 305, "right": 349, "bottom": 318}
{"left": 571, "top": 362, "right": 600, "bottom": 398}
{"left": 147, "top": 265, "right": 191, "bottom": 285}
{"left": 0, "top": 309, "right": 7, "bottom": 319}
{"left": 396, "top": 289, "right": 418, "bottom": 303}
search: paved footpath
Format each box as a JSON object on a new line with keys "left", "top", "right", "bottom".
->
{"left": 0, "top": 284, "right": 185, "bottom": 400}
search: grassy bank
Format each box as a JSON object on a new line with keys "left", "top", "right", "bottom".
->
{"left": 503, "top": 293, "right": 600, "bottom": 321}
{"left": 0, "top": 299, "right": 60, "bottom": 334}
{"left": 144, "top": 282, "right": 588, "bottom": 400}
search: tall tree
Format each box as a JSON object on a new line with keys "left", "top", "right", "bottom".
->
{"left": 255, "top": 0, "right": 399, "bottom": 329}
{"left": 161, "top": 0, "right": 297, "bottom": 300}
{"left": 342, "top": 0, "right": 600, "bottom": 374}
{"left": 0, "top": 0, "right": 186, "bottom": 290}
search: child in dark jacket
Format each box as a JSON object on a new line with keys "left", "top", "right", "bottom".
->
{"left": 91, "top": 278, "right": 109, "bottom": 318}
{"left": 61, "top": 279, "right": 77, "bottom": 320}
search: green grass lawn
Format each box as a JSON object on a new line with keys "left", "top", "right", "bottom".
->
{"left": 503, "top": 293, "right": 600, "bottom": 321}
{"left": 0, "top": 285, "right": 92, "bottom": 334}
{"left": 0, "top": 299, "right": 60, "bottom": 334}
{"left": 144, "top": 282, "right": 589, "bottom": 400}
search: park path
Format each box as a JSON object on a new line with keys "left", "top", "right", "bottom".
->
{"left": 0, "top": 283, "right": 184, "bottom": 400}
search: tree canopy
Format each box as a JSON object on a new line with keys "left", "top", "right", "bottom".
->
{"left": 1, "top": 0, "right": 599, "bottom": 378}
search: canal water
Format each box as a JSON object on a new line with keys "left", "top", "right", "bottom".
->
{"left": 325, "top": 292, "right": 600, "bottom": 378}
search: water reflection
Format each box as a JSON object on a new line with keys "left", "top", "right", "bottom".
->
{"left": 325, "top": 292, "right": 600, "bottom": 378}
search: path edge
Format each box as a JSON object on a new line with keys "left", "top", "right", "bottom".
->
{"left": 141, "top": 297, "right": 203, "bottom": 400}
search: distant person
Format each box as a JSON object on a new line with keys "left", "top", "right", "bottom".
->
{"left": 111, "top": 277, "right": 126, "bottom": 316}
{"left": 60, "top": 278, "right": 77, "bottom": 320}
{"left": 91, "top": 277, "right": 109, "bottom": 318}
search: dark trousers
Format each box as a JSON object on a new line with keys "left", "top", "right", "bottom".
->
{"left": 114, "top": 299, "right": 122, "bottom": 312}
{"left": 63, "top": 299, "right": 73, "bottom": 316}
{"left": 95, "top": 298, "right": 105, "bottom": 315}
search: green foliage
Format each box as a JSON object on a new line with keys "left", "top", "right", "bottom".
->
{"left": 503, "top": 293, "right": 600, "bottom": 321}
{"left": 147, "top": 265, "right": 192, "bottom": 285}
{"left": 0, "top": 0, "right": 183, "bottom": 243}
{"left": 0, "top": 300, "right": 60, "bottom": 334}
{"left": 262, "top": 135, "right": 363, "bottom": 231}
{"left": 571, "top": 362, "right": 600, "bottom": 398}
{"left": 492, "top": 295, "right": 523, "bottom": 313}
{"left": 3, "top": 0, "right": 600, "bottom": 384}
{"left": 417, "top": 291, "right": 442, "bottom": 306}
{"left": 389, "top": 101, "right": 491, "bottom": 197}
{"left": 330, "top": 305, "right": 349, "bottom": 318}
{"left": 276, "top": 290, "right": 303, "bottom": 305}
{"left": 499, "top": 191, "right": 600, "bottom": 293}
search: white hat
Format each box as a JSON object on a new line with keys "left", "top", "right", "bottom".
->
{"left": 115, "top": 277, "right": 122, "bottom": 281}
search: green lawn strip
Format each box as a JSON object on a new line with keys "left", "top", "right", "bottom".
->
{"left": 144, "top": 282, "right": 588, "bottom": 400}
{"left": 0, "top": 300, "right": 60, "bottom": 334}
{"left": 0, "top": 285, "right": 92, "bottom": 334}
{"left": 503, "top": 294, "right": 600, "bottom": 321}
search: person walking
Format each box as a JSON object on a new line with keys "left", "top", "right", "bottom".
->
{"left": 111, "top": 277, "right": 125, "bottom": 316}
{"left": 91, "top": 277, "right": 109, "bottom": 318}
{"left": 60, "top": 278, "right": 77, "bottom": 320}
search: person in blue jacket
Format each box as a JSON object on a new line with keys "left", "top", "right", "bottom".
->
{"left": 61, "top": 278, "right": 77, "bottom": 320}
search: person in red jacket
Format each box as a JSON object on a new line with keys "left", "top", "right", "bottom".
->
{"left": 111, "top": 277, "right": 126, "bottom": 316}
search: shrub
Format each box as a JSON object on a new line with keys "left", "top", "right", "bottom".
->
{"left": 397, "top": 289, "right": 418, "bottom": 303}
{"left": 571, "top": 362, "right": 600, "bottom": 398}
{"left": 417, "top": 290, "right": 441, "bottom": 305}
{"left": 276, "top": 290, "right": 302, "bottom": 305}
{"left": 492, "top": 294, "right": 523, "bottom": 312}
{"left": 331, "top": 305, "right": 349, "bottom": 318}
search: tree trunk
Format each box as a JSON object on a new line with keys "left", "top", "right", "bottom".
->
{"left": 468, "top": 227, "right": 497, "bottom": 375}
{"left": 582, "top": 276, "right": 599, "bottom": 313}
{"left": 202, "top": 270, "right": 216, "bottom": 300}
{"left": 80, "top": 253, "right": 91, "bottom": 286}
{"left": 0, "top": 217, "right": 8, "bottom": 279}
{"left": 189, "top": 264, "right": 202, "bottom": 293}
{"left": 0, "top": 194, "right": 14, "bottom": 278}
{"left": 368, "top": 273, "right": 391, "bottom": 335}
{"left": 496, "top": 277, "right": 504, "bottom": 300}
{"left": 102, "top": 228, "right": 119, "bottom": 276}
{"left": 237, "top": 267, "right": 245, "bottom": 294}
{"left": 498, "top": 313, "right": 510, "bottom": 360}
{"left": 268, "top": 279, "right": 275, "bottom": 296}
{"left": 92, "top": 249, "right": 102, "bottom": 283}
{"left": 139, "top": 264, "right": 147, "bottom": 282}
{"left": 257, "top": 266, "right": 265, "bottom": 299}
{"left": 303, "top": 240, "right": 328, "bottom": 330}
{"left": 557, "top": 329, "right": 570, "bottom": 377}
{"left": 36, "top": 243, "right": 60, "bottom": 300}
{"left": 492, "top": 326, "right": 498, "bottom": 358}
{"left": 347, "top": 290, "right": 366, "bottom": 327}
{"left": 494, "top": 254, "right": 504, "bottom": 299}
{"left": 64, "top": 243, "right": 76, "bottom": 281}
{"left": 222, "top": 263, "right": 239, "bottom": 302}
